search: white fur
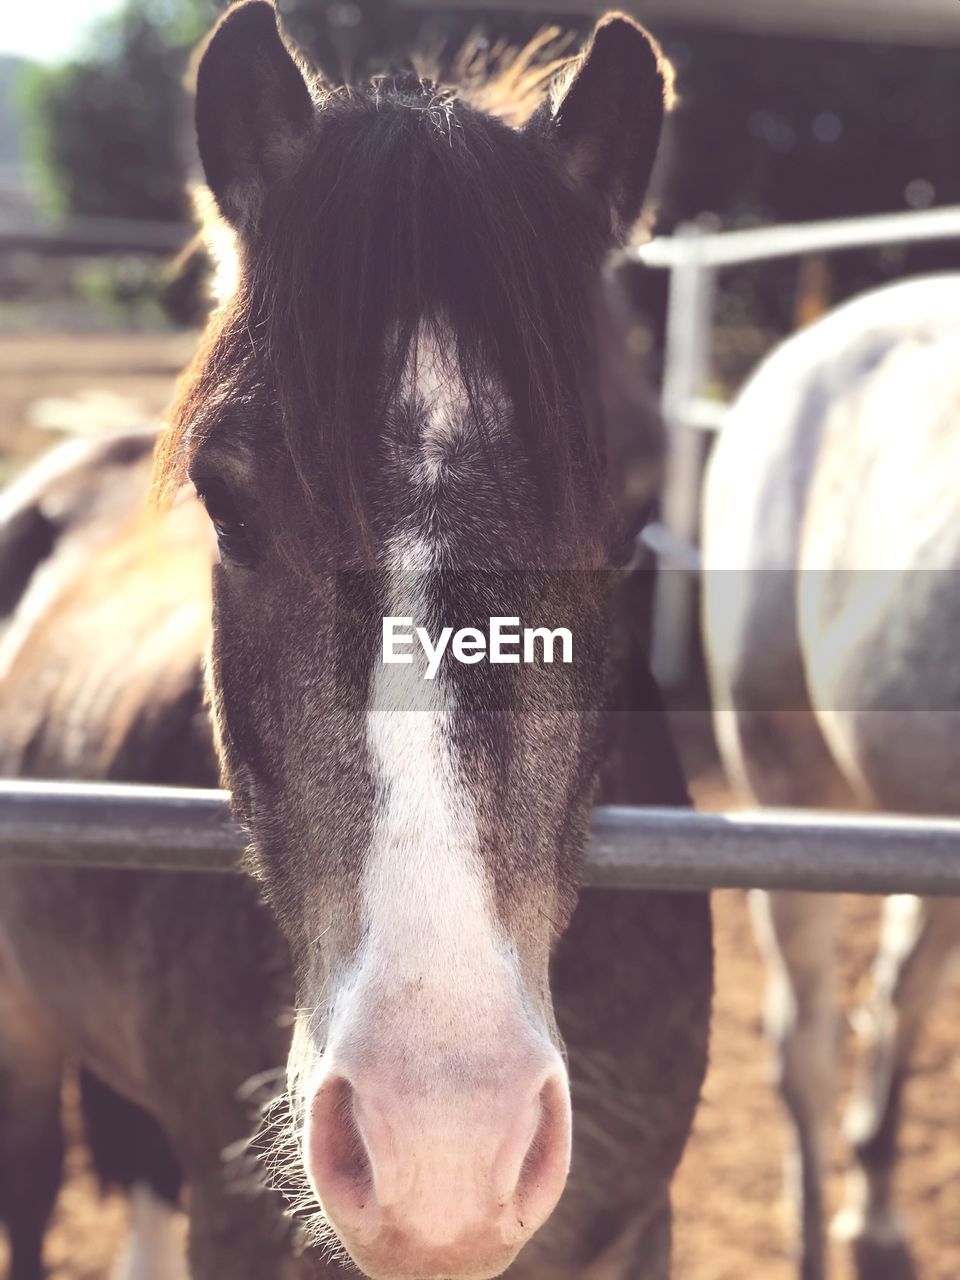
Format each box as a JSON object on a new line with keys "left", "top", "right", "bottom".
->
{"left": 702, "top": 275, "right": 960, "bottom": 1280}
{"left": 292, "top": 332, "right": 523, "bottom": 1086}
{"left": 411, "top": 328, "right": 466, "bottom": 485}
{"left": 112, "top": 1184, "right": 188, "bottom": 1280}
{"left": 400, "top": 324, "right": 506, "bottom": 486}
{"left": 350, "top": 338, "right": 518, "bottom": 1031}
{"left": 0, "top": 433, "right": 154, "bottom": 678}
{"left": 357, "top": 529, "right": 516, "bottom": 1042}
{"left": 296, "top": 324, "right": 568, "bottom": 1266}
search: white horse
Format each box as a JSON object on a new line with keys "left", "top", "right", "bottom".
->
{"left": 701, "top": 274, "right": 960, "bottom": 1280}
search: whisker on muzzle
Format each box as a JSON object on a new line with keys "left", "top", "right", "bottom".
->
{"left": 250, "top": 1089, "right": 353, "bottom": 1267}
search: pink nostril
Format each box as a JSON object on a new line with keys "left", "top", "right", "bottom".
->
{"left": 510, "top": 1073, "right": 571, "bottom": 1232}
{"left": 306, "top": 1076, "right": 375, "bottom": 1217}
{"left": 305, "top": 1061, "right": 571, "bottom": 1273}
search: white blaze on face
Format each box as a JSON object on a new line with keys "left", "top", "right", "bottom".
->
{"left": 360, "top": 530, "right": 516, "bottom": 1041}
{"left": 400, "top": 324, "right": 493, "bottom": 487}
{"left": 345, "top": 331, "right": 519, "bottom": 1050}
{"left": 299, "top": 331, "right": 573, "bottom": 1272}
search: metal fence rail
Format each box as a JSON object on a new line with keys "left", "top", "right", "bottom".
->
{"left": 3, "top": 780, "right": 960, "bottom": 897}
{"left": 630, "top": 207, "right": 960, "bottom": 688}
{"left": 0, "top": 212, "right": 191, "bottom": 257}
{"left": 634, "top": 205, "right": 960, "bottom": 271}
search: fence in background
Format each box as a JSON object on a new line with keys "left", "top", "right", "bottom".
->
{"left": 3, "top": 780, "right": 960, "bottom": 896}
{"left": 0, "top": 211, "right": 190, "bottom": 257}
{"left": 629, "top": 204, "right": 960, "bottom": 687}
{"left": 4, "top": 209, "right": 960, "bottom": 897}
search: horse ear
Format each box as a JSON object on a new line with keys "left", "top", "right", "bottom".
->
{"left": 195, "top": 0, "right": 314, "bottom": 231}
{"left": 531, "top": 13, "right": 671, "bottom": 238}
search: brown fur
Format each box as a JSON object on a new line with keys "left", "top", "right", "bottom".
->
{"left": 0, "top": 430, "right": 710, "bottom": 1280}
{"left": 0, "top": 6, "right": 710, "bottom": 1277}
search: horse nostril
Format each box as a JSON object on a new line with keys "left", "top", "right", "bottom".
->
{"left": 308, "top": 1076, "right": 374, "bottom": 1210}
{"left": 513, "top": 1073, "right": 571, "bottom": 1225}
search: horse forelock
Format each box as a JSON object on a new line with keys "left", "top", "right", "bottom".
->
{"left": 157, "top": 66, "right": 610, "bottom": 551}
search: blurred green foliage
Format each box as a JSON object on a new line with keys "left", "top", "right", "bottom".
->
{"left": 15, "top": 0, "right": 580, "bottom": 221}
{"left": 12, "top": 0, "right": 960, "bottom": 351}
{"left": 16, "top": 1, "right": 960, "bottom": 236}
{"left": 74, "top": 256, "right": 169, "bottom": 323}
{"left": 17, "top": 0, "right": 217, "bottom": 218}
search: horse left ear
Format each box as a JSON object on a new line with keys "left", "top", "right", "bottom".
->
{"left": 195, "top": 0, "right": 314, "bottom": 232}
{"left": 529, "top": 13, "right": 671, "bottom": 238}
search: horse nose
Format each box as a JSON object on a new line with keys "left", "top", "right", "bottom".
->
{"left": 303, "top": 1057, "right": 571, "bottom": 1279}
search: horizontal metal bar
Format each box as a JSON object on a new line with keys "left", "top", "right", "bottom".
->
{"left": 591, "top": 807, "right": 960, "bottom": 896}
{"left": 632, "top": 206, "right": 960, "bottom": 270}
{"left": 0, "top": 213, "right": 192, "bottom": 257}
{"left": 683, "top": 396, "right": 730, "bottom": 433}
{"left": 1, "top": 781, "right": 959, "bottom": 896}
{"left": 0, "top": 781, "right": 239, "bottom": 874}
{"left": 640, "top": 522, "right": 703, "bottom": 573}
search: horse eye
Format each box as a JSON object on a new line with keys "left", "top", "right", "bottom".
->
{"left": 194, "top": 476, "right": 254, "bottom": 566}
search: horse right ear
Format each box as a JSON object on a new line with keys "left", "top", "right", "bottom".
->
{"left": 528, "top": 13, "right": 671, "bottom": 241}
{"left": 195, "top": 0, "right": 314, "bottom": 232}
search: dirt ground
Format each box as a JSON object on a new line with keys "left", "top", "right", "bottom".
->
{"left": 0, "top": 331, "right": 196, "bottom": 483}
{"left": 0, "top": 333, "right": 957, "bottom": 1280}
{"left": 673, "top": 875, "right": 960, "bottom": 1280}
{"left": 671, "top": 735, "right": 960, "bottom": 1280}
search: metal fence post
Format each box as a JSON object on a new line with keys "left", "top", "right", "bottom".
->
{"left": 651, "top": 224, "right": 716, "bottom": 689}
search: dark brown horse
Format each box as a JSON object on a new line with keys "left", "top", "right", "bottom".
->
{"left": 0, "top": 6, "right": 711, "bottom": 1278}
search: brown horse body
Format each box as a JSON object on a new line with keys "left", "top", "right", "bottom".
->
{"left": 0, "top": 6, "right": 711, "bottom": 1278}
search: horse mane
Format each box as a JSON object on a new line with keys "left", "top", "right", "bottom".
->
{"left": 443, "top": 27, "right": 573, "bottom": 127}
{"left": 156, "top": 36, "right": 612, "bottom": 538}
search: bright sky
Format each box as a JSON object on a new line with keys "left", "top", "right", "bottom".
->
{"left": 1, "top": 0, "right": 124, "bottom": 63}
